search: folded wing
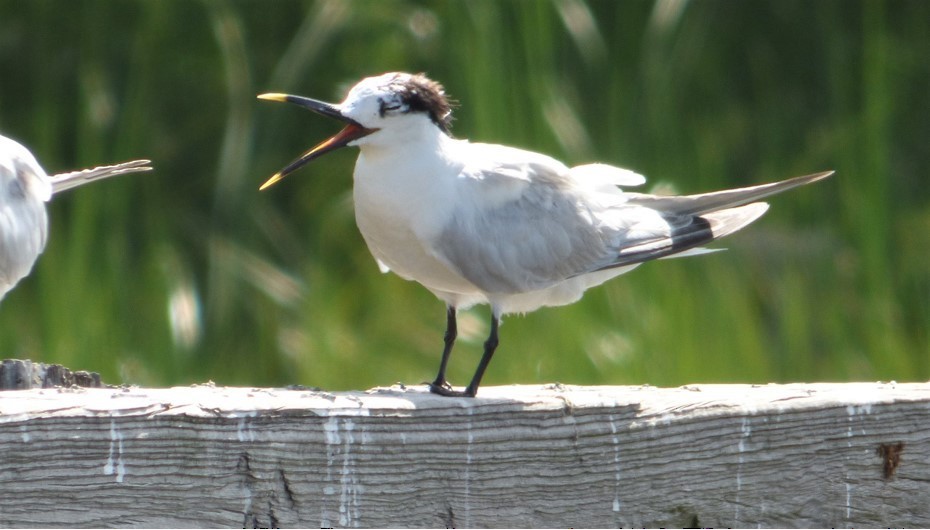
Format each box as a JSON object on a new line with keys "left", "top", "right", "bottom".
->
{"left": 433, "top": 157, "right": 831, "bottom": 294}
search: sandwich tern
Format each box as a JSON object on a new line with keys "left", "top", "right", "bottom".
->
{"left": 258, "top": 72, "right": 832, "bottom": 397}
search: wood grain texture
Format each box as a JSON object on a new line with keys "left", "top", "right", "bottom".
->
{"left": 0, "top": 382, "right": 927, "bottom": 528}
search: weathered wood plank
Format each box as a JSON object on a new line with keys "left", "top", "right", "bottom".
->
{"left": 0, "top": 382, "right": 927, "bottom": 528}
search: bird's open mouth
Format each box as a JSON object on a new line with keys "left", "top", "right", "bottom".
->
{"left": 257, "top": 93, "right": 377, "bottom": 190}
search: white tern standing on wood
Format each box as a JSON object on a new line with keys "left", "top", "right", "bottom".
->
{"left": 0, "top": 133, "right": 152, "bottom": 301}
{"left": 258, "top": 72, "right": 832, "bottom": 397}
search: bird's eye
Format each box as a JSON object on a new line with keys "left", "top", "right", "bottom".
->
{"left": 379, "top": 100, "right": 403, "bottom": 116}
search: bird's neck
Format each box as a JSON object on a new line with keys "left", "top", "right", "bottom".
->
{"left": 360, "top": 121, "right": 452, "bottom": 156}
{"left": 352, "top": 124, "right": 462, "bottom": 227}
{"left": 356, "top": 126, "right": 459, "bottom": 178}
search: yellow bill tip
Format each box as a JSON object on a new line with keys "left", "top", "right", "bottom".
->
{"left": 259, "top": 172, "right": 285, "bottom": 191}
{"left": 257, "top": 93, "right": 289, "bottom": 102}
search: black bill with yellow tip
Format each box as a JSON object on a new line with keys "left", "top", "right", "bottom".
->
{"left": 257, "top": 93, "right": 377, "bottom": 190}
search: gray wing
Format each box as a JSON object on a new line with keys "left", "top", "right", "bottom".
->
{"left": 432, "top": 155, "right": 675, "bottom": 294}
{"left": 49, "top": 160, "right": 153, "bottom": 194}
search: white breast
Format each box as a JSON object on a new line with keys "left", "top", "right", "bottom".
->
{"left": 352, "top": 140, "right": 485, "bottom": 306}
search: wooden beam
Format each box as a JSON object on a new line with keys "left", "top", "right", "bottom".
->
{"left": 1, "top": 382, "right": 927, "bottom": 527}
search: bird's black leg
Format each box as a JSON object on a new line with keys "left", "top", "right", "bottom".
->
{"left": 430, "top": 311, "right": 500, "bottom": 398}
{"left": 429, "top": 306, "right": 458, "bottom": 395}
{"left": 461, "top": 313, "right": 499, "bottom": 398}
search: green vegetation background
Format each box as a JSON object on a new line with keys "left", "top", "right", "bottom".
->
{"left": 0, "top": 0, "right": 926, "bottom": 390}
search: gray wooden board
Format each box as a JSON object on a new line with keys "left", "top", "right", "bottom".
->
{"left": 0, "top": 382, "right": 927, "bottom": 528}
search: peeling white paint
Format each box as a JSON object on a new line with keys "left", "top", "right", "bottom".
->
{"left": 20, "top": 425, "right": 30, "bottom": 443}
{"left": 103, "top": 419, "right": 125, "bottom": 483}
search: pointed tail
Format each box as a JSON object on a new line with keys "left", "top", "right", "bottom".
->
{"left": 625, "top": 171, "right": 833, "bottom": 216}
{"left": 595, "top": 171, "right": 832, "bottom": 271}
{"left": 49, "top": 159, "right": 153, "bottom": 194}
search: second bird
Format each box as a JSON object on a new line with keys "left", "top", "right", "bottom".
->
{"left": 0, "top": 134, "right": 152, "bottom": 302}
{"left": 259, "top": 72, "right": 831, "bottom": 398}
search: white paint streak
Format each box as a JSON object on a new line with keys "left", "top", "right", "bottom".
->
{"left": 324, "top": 416, "right": 339, "bottom": 445}
{"left": 464, "top": 415, "right": 474, "bottom": 529}
{"left": 659, "top": 413, "right": 673, "bottom": 426}
{"left": 20, "top": 425, "right": 30, "bottom": 443}
{"left": 842, "top": 402, "right": 874, "bottom": 523}
{"left": 845, "top": 414, "right": 855, "bottom": 521}
{"left": 735, "top": 417, "right": 752, "bottom": 524}
{"left": 322, "top": 416, "right": 362, "bottom": 528}
{"left": 340, "top": 419, "right": 361, "bottom": 528}
{"left": 847, "top": 404, "right": 871, "bottom": 437}
{"left": 237, "top": 416, "right": 255, "bottom": 443}
{"left": 321, "top": 416, "right": 337, "bottom": 528}
{"left": 846, "top": 403, "right": 872, "bottom": 416}
{"left": 609, "top": 414, "right": 621, "bottom": 513}
{"left": 846, "top": 483, "right": 852, "bottom": 521}
{"left": 103, "top": 419, "right": 126, "bottom": 483}
{"left": 242, "top": 472, "right": 253, "bottom": 520}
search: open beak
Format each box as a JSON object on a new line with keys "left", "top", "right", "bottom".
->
{"left": 257, "top": 93, "right": 377, "bottom": 190}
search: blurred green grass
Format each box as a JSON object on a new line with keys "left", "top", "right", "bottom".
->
{"left": 0, "top": 0, "right": 926, "bottom": 389}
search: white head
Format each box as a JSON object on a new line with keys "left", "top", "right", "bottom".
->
{"left": 257, "top": 72, "right": 454, "bottom": 190}
{"left": 338, "top": 72, "right": 453, "bottom": 135}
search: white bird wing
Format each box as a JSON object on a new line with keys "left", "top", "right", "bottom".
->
{"left": 48, "top": 159, "right": 153, "bottom": 194}
{"left": 431, "top": 149, "right": 676, "bottom": 294}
